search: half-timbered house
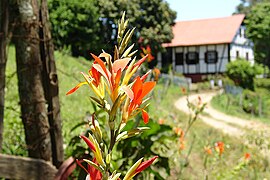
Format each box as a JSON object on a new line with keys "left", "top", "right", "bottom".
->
{"left": 158, "top": 14, "right": 254, "bottom": 82}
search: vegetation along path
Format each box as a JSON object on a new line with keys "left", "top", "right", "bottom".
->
{"left": 174, "top": 91, "right": 269, "bottom": 137}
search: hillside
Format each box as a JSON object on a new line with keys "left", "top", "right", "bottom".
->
{"left": 4, "top": 46, "right": 92, "bottom": 155}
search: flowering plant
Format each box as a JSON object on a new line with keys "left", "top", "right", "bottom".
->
{"left": 66, "top": 12, "right": 157, "bottom": 179}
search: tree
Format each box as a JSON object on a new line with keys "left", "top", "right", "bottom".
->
{"left": 97, "top": 0, "right": 176, "bottom": 57}
{"left": 0, "top": 0, "right": 9, "bottom": 152}
{"left": 245, "top": 2, "right": 270, "bottom": 69}
{"left": 12, "top": 0, "right": 52, "bottom": 161}
{"left": 235, "top": 0, "right": 267, "bottom": 14}
{"left": 48, "top": 0, "right": 176, "bottom": 60}
{"left": 48, "top": 0, "right": 101, "bottom": 57}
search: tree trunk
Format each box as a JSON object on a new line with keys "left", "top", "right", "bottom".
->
{"left": 0, "top": 0, "right": 9, "bottom": 152}
{"left": 39, "top": 0, "right": 64, "bottom": 167}
{"left": 13, "top": 0, "right": 52, "bottom": 161}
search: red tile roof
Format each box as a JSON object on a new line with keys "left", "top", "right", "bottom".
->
{"left": 163, "top": 14, "right": 245, "bottom": 47}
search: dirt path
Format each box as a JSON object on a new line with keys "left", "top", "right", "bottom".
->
{"left": 174, "top": 91, "right": 268, "bottom": 137}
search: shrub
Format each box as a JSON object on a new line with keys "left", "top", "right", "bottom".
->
{"left": 226, "top": 59, "right": 259, "bottom": 90}
{"left": 255, "top": 78, "right": 270, "bottom": 90}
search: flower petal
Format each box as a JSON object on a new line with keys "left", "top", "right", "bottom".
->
{"left": 133, "top": 55, "right": 148, "bottom": 68}
{"left": 135, "top": 156, "right": 158, "bottom": 175}
{"left": 141, "top": 81, "right": 156, "bottom": 99}
{"left": 122, "top": 85, "right": 134, "bottom": 100}
{"left": 66, "top": 82, "right": 87, "bottom": 95}
{"left": 91, "top": 53, "right": 111, "bottom": 81}
{"left": 80, "top": 135, "right": 96, "bottom": 152}
{"left": 140, "top": 70, "right": 151, "bottom": 82}
{"left": 112, "top": 58, "right": 130, "bottom": 73}
{"left": 76, "top": 159, "right": 89, "bottom": 174}
{"left": 142, "top": 109, "right": 149, "bottom": 124}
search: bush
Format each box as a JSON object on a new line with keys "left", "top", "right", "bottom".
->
{"left": 242, "top": 90, "right": 260, "bottom": 115}
{"left": 255, "top": 78, "right": 270, "bottom": 90}
{"left": 226, "top": 59, "right": 259, "bottom": 90}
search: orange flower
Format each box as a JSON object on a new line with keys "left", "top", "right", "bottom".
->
{"left": 174, "top": 127, "right": 181, "bottom": 135}
{"left": 215, "top": 142, "right": 224, "bottom": 156}
{"left": 204, "top": 146, "right": 212, "bottom": 155}
{"left": 244, "top": 153, "right": 251, "bottom": 160}
{"left": 140, "top": 45, "right": 155, "bottom": 62}
{"left": 158, "top": 119, "right": 165, "bottom": 125}
{"left": 122, "top": 76, "right": 156, "bottom": 124}
{"left": 198, "top": 96, "right": 202, "bottom": 105}
{"left": 153, "top": 68, "right": 160, "bottom": 81}
{"left": 180, "top": 87, "right": 186, "bottom": 94}
{"left": 179, "top": 140, "right": 185, "bottom": 150}
{"left": 173, "top": 127, "right": 185, "bottom": 151}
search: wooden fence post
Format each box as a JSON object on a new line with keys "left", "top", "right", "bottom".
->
{"left": 0, "top": 154, "right": 57, "bottom": 180}
{"left": 39, "top": 0, "right": 64, "bottom": 167}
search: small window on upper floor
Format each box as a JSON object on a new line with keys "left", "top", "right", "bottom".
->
{"left": 175, "top": 53, "right": 184, "bottom": 65}
{"left": 239, "top": 29, "right": 242, "bottom": 37}
{"left": 186, "top": 52, "right": 199, "bottom": 64}
{"left": 205, "top": 51, "right": 218, "bottom": 64}
{"left": 243, "top": 29, "right": 246, "bottom": 38}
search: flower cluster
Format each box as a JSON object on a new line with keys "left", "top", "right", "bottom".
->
{"left": 66, "top": 13, "right": 157, "bottom": 179}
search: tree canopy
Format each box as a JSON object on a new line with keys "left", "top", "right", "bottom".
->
{"left": 244, "top": 2, "right": 270, "bottom": 68}
{"left": 49, "top": 0, "right": 176, "bottom": 59}
{"left": 235, "top": 0, "right": 267, "bottom": 14}
{"left": 48, "top": 0, "right": 101, "bottom": 57}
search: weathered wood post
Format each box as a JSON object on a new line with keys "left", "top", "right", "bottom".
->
{"left": 39, "top": 0, "right": 64, "bottom": 167}
{"left": 13, "top": 0, "right": 52, "bottom": 161}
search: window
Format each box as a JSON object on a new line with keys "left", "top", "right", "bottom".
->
{"left": 185, "top": 52, "right": 199, "bottom": 64}
{"left": 246, "top": 52, "right": 249, "bottom": 60}
{"left": 175, "top": 53, "right": 184, "bottom": 65}
{"left": 239, "top": 29, "right": 242, "bottom": 37}
{"left": 236, "top": 51, "right": 239, "bottom": 59}
{"left": 205, "top": 51, "right": 218, "bottom": 63}
{"left": 162, "top": 48, "right": 172, "bottom": 66}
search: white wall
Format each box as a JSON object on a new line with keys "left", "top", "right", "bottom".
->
{"left": 230, "top": 25, "right": 254, "bottom": 65}
{"left": 172, "top": 44, "right": 229, "bottom": 74}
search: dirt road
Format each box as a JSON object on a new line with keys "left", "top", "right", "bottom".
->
{"left": 174, "top": 91, "right": 268, "bottom": 137}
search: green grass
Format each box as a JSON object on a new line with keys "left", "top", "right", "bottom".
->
{"left": 4, "top": 46, "right": 93, "bottom": 156}
{"left": 4, "top": 47, "right": 270, "bottom": 179}
{"left": 211, "top": 91, "right": 270, "bottom": 124}
{"left": 150, "top": 81, "right": 270, "bottom": 179}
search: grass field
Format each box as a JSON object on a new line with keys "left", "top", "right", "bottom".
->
{"left": 3, "top": 46, "right": 270, "bottom": 179}
{"left": 211, "top": 89, "right": 270, "bottom": 124}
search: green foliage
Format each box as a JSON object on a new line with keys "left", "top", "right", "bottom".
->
{"left": 242, "top": 89, "right": 261, "bottom": 115}
{"left": 48, "top": 0, "right": 101, "bottom": 57}
{"left": 115, "top": 119, "right": 175, "bottom": 179}
{"left": 255, "top": 78, "right": 270, "bottom": 89}
{"left": 235, "top": 0, "right": 268, "bottom": 14}
{"left": 97, "top": 0, "right": 176, "bottom": 53}
{"left": 245, "top": 2, "right": 270, "bottom": 68}
{"left": 6, "top": 46, "right": 270, "bottom": 178}
{"left": 226, "top": 59, "right": 258, "bottom": 90}
{"left": 212, "top": 88, "right": 270, "bottom": 122}
{"left": 49, "top": 0, "right": 176, "bottom": 58}
{"left": 3, "top": 46, "right": 27, "bottom": 156}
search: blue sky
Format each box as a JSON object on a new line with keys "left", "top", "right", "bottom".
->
{"left": 166, "top": 0, "right": 242, "bottom": 21}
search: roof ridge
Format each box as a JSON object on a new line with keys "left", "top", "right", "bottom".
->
{"left": 175, "top": 14, "right": 245, "bottom": 23}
